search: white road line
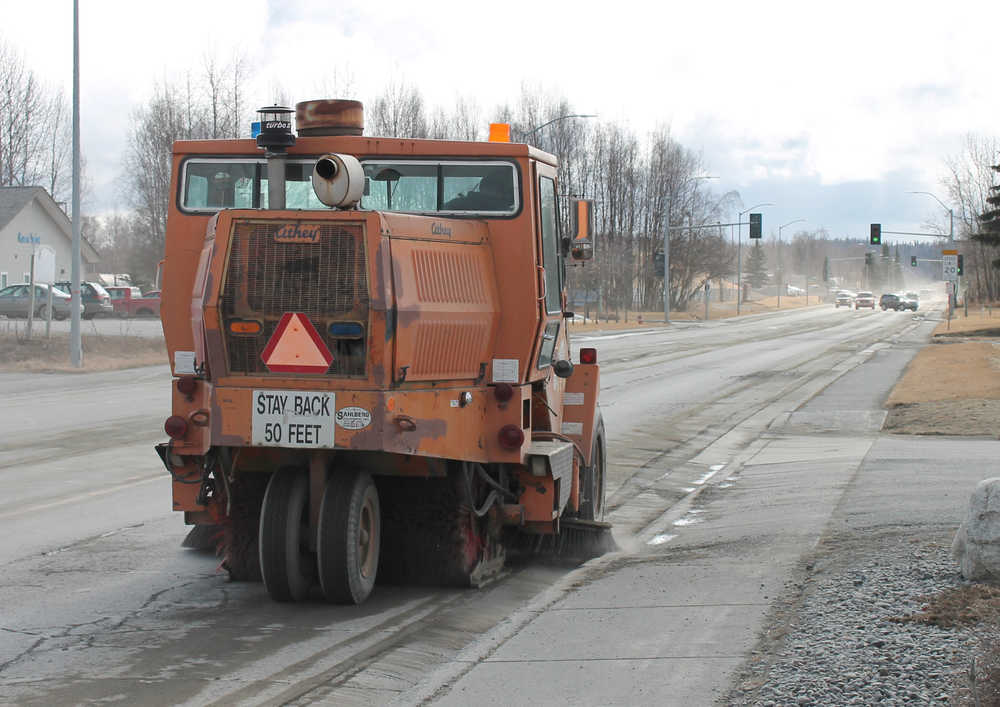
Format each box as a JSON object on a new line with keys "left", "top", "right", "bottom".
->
{"left": 0, "top": 474, "right": 164, "bottom": 520}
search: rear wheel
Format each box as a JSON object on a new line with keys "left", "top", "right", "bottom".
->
{"left": 137, "top": 308, "right": 154, "bottom": 317}
{"left": 317, "top": 470, "right": 380, "bottom": 604}
{"left": 579, "top": 424, "right": 606, "bottom": 521}
{"left": 259, "top": 468, "right": 313, "bottom": 601}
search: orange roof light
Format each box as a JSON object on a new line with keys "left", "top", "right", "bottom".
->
{"left": 489, "top": 123, "right": 511, "bottom": 143}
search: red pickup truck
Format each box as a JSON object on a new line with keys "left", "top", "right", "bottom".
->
{"left": 106, "top": 286, "right": 161, "bottom": 318}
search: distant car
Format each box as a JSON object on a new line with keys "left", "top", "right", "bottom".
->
{"left": 54, "top": 280, "right": 113, "bottom": 319}
{"left": 835, "top": 291, "right": 854, "bottom": 308}
{"left": 0, "top": 283, "right": 81, "bottom": 320}
{"left": 898, "top": 292, "right": 919, "bottom": 311}
{"left": 879, "top": 293, "right": 900, "bottom": 310}
{"left": 786, "top": 285, "right": 805, "bottom": 296}
{"left": 855, "top": 291, "right": 876, "bottom": 309}
{"left": 106, "top": 286, "right": 161, "bottom": 318}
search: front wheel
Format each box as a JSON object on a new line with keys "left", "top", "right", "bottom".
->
{"left": 318, "top": 470, "right": 380, "bottom": 604}
{"left": 36, "top": 304, "right": 49, "bottom": 320}
{"left": 259, "top": 468, "right": 313, "bottom": 602}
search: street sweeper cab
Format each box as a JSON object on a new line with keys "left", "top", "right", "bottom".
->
{"left": 156, "top": 98, "right": 609, "bottom": 603}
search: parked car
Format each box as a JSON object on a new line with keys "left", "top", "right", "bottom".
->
{"left": 106, "top": 286, "right": 162, "bottom": 318}
{"left": 0, "top": 283, "right": 81, "bottom": 320}
{"left": 898, "top": 292, "right": 919, "bottom": 311}
{"left": 835, "top": 291, "right": 854, "bottom": 308}
{"left": 786, "top": 284, "right": 805, "bottom": 296}
{"left": 855, "top": 291, "right": 876, "bottom": 309}
{"left": 54, "top": 280, "right": 113, "bottom": 319}
{"left": 879, "top": 293, "right": 900, "bottom": 310}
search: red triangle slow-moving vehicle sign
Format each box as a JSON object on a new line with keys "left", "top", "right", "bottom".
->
{"left": 260, "top": 313, "right": 333, "bottom": 374}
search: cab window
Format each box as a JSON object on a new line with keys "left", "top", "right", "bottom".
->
{"left": 538, "top": 176, "right": 562, "bottom": 314}
{"left": 360, "top": 161, "right": 519, "bottom": 216}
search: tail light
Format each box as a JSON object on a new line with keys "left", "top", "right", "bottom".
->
{"left": 498, "top": 424, "right": 525, "bottom": 450}
{"left": 580, "top": 348, "right": 598, "bottom": 364}
{"left": 493, "top": 383, "right": 514, "bottom": 403}
{"left": 164, "top": 415, "right": 188, "bottom": 440}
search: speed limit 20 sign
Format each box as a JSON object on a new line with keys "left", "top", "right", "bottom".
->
{"left": 942, "top": 254, "right": 958, "bottom": 281}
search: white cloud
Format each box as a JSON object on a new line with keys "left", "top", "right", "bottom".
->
{"left": 3, "top": 0, "right": 997, "bottom": 236}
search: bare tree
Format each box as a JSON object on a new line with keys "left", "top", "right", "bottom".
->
{"left": 942, "top": 134, "right": 1000, "bottom": 300}
{"left": 0, "top": 38, "right": 71, "bottom": 204}
{"left": 123, "top": 81, "right": 189, "bottom": 276}
{"left": 368, "top": 79, "right": 428, "bottom": 138}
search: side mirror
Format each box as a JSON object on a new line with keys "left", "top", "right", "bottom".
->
{"left": 570, "top": 199, "right": 594, "bottom": 261}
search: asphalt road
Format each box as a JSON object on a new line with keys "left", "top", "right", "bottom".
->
{"left": 0, "top": 304, "right": 944, "bottom": 705}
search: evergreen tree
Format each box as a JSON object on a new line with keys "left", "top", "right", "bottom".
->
{"left": 974, "top": 163, "right": 1000, "bottom": 268}
{"left": 746, "top": 241, "right": 768, "bottom": 288}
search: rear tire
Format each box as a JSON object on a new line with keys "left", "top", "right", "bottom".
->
{"left": 579, "top": 421, "right": 606, "bottom": 521}
{"left": 317, "top": 470, "right": 380, "bottom": 604}
{"left": 259, "top": 468, "right": 312, "bottom": 602}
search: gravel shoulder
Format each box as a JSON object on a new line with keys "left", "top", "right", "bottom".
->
{"left": 724, "top": 434, "right": 1000, "bottom": 706}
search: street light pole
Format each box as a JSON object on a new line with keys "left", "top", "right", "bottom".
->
{"left": 736, "top": 202, "right": 775, "bottom": 314}
{"left": 777, "top": 219, "right": 806, "bottom": 309}
{"left": 664, "top": 175, "right": 716, "bottom": 323}
{"left": 907, "top": 190, "right": 954, "bottom": 241}
{"left": 522, "top": 114, "right": 597, "bottom": 141}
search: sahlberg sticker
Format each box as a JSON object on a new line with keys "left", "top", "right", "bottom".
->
{"left": 336, "top": 406, "right": 372, "bottom": 430}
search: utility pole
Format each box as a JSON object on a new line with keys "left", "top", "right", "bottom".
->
{"left": 70, "top": 0, "right": 82, "bottom": 367}
{"left": 777, "top": 219, "right": 806, "bottom": 309}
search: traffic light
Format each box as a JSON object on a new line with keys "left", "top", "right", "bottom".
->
{"left": 865, "top": 252, "right": 873, "bottom": 266}
{"left": 749, "top": 213, "right": 762, "bottom": 239}
{"left": 870, "top": 223, "right": 881, "bottom": 245}
{"left": 957, "top": 254, "right": 964, "bottom": 276}
{"left": 910, "top": 255, "right": 917, "bottom": 267}
{"left": 653, "top": 251, "right": 665, "bottom": 277}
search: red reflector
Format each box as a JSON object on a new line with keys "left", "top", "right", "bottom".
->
{"left": 176, "top": 377, "right": 197, "bottom": 395}
{"left": 580, "top": 347, "right": 598, "bottom": 364}
{"left": 498, "top": 424, "right": 525, "bottom": 450}
{"left": 493, "top": 383, "right": 514, "bottom": 403}
{"left": 164, "top": 415, "right": 188, "bottom": 440}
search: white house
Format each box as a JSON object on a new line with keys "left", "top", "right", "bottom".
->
{"left": 0, "top": 186, "right": 100, "bottom": 289}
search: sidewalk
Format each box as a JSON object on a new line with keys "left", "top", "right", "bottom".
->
{"left": 409, "top": 323, "right": 996, "bottom": 706}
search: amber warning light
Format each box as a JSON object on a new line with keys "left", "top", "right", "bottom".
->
{"left": 489, "top": 123, "right": 511, "bottom": 143}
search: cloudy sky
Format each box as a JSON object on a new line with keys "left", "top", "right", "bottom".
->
{"left": 5, "top": 0, "right": 996, "bottom": 243}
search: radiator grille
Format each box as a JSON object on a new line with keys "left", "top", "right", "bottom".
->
{"left": 220, "top": 220, "right": 368, "bottom": 376}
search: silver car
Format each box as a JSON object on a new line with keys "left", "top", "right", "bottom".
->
{"left": 0, "top": 283, "right": 81, "bottom": 320}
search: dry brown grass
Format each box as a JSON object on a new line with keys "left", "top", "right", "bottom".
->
{"left": 934, "top": 307, "right": 1000, "bottom": 337}
{"left": 884, "top": 339, "right": 1000, "bottom": 436}
{"left": 887, "top": 342, "right": 1000, "bottom": 405}
{"left": 0, "top": 330, "right": 167, "bottom": 373}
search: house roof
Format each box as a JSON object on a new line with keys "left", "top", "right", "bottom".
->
{"left": 0, "top": 186, "right": 99, "bottom": 262}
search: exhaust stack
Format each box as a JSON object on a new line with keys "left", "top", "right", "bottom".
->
{"left": 256, "top": 105, "right": 295, "bottom": 210}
